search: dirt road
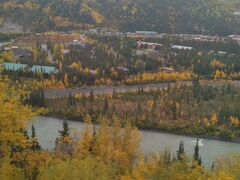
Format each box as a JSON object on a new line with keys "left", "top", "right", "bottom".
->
{"left": 45, "top": 82, "right": 189, "bottom": 98}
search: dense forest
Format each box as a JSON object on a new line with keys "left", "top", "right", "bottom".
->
{"left": 28, "top": 82, "right": 240, "bottom": 140}
{"left": 1, "top": 76, "right": 240, "bottom": 179}
{"left": 0, "top": 0, "right": 239, "bottom": 34}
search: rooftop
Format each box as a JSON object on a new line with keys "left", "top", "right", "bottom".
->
{"left": 172, "top": 45, "right": 193, "bottom": 50}
{"left": 3, "top": 62, "right": 27, "bottom": 71}
{"left": 137, "top": 41, "right": 163, "bottom": 47}
{"left": 136, "top": 31, "right": 158, "bottom": 35}
{"left": 32, "top": 65, "right": 58, "bottom": 74}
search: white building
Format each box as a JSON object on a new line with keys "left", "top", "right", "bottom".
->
{"left": 172, "top": 45, "right": 193, "bottom": 50}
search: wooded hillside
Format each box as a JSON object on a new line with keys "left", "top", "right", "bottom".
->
{"left": 0, "top": 0, "right": 239, "bottom": 34}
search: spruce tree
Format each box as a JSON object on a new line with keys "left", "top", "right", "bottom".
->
{"left": 58, "top": 119, "right": 70, "bottom": 139}
{"left": 193, "top": 139, "right": 202, "bottom": 166}
{"left": 177, "top": 141, "right": 185, "bottom": 161}
{"left": 68, "top": 93, "right": 73, "bottom": 106}
{"left": 103, "top": 96, "right": 109, "bottom": 114}
{"left": 31, "top": 125, "right": 36, "bottom": 139}
{"left": 40, "top": 89, "right": 45, "bottom": 107}
{"left": 194, "top": 139, "right": 200, "bottom": 161}
{"left": 172, "top": 102, "right": 177, "bottom": 120}
{"left": 82, "top": 94, "right": 86, "bottom": 107}
{"left": 31, "top": 125, "right": 41, "bottom": 150}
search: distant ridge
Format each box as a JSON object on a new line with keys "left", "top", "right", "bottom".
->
{"left": 0, "top": 0, "right": 239, "bottom": 35}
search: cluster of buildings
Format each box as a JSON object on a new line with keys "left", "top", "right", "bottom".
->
{"left": 3, "top": 62, "right": 58, "bottom": 74}
{"left": 87, "top": 28, "right": 240, "bottom": 44}
{"left": 136, "top": 40, "right": 193, "bottom": 51}
{"left": 175, "top": 34, "right": 240, "bottom": 43}
{"left": 174, "top": 34, "right": 224, "bottom": 42}
{"left": 127, "top": 31, "right": 159, "bottom": 38}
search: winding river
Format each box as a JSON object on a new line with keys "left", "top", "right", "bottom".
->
{"left": 28, "top": 116, "right": 240, "bottom": 168}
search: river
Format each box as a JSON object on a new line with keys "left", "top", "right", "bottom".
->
{"left": 28, "top": 116, "right": 240, "bottom": 168}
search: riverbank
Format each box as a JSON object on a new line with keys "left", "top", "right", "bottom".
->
{"left": 42, "top": 114, "right": 240, "bottom": 144}
{"left": 36, "top": 82, "right": 240, "bottom": 146}
{"left": 30, "top": 115, "right": 240, "bottom": 168}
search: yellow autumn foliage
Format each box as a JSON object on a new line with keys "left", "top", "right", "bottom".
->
{"left": 1, "top": 61, "right": 240, "bottom": 179}
{"left": 126, "top": 71, "right": 192, "bottom": 84}
{"left": 0, "top": 76, "right": 35, "bottom": 156}
{"left": 229, "top": 116, "right": 239, "bottom": 128}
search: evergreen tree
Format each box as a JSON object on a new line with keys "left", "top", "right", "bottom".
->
{"left": 82, "top": 94, "right": 86, "bottom": 107}
{"left": 31, "top": 125, "right": 41, "bottom": 151}
{"left": 172, "top": 102, "right": 177, "bottom": 120}
{"left": 28, "top": 89, "right": 45, "bottom": 107}
{"left": 193, "top": 139, "right": 201, "bottom": 165}
{"left": 55, "top": 119, "right": 73, "bottom": 155}
{"left": 103, "top": 96, "right": 109, "bottom": 114}
{"left": 31, "top": 125, "right": 36, "bottom": 139}
{"left": 192, "top": 76, "right": 200, "bottom": 100}
{"left": 194, "top": 139, "right": 199, "bottom": 161}
{"left": 58, "top": 119, "right": 70, "bottom": 139}
{"left": 40, "top": 89, "right": 45, "bottom": 107}
{"left": 177, "top": 141, "right": 185, "bottom": 161}
{"left": 68, "top": 93, "right": 75, "bottom": 106}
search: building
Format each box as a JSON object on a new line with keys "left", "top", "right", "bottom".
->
{"left": 218, "top": 51, "right": 227, "bottom": 56}
{"left": 3, "top": 62, "right": 58, "bottom": 74}
{"left": 137, "top": 41, "right": 162, "bottom": 50}
{"left": 160, "top": 66, "right": 174, "bottom": 73}
{"left": 172, "top": 45, "right": 193, "bottom": 50}
{"left": 136, "top": 31, "right": 158, "bottom": 35}
{"left": 32, "top": 65, "right": 58, "bottom": 74}
{"left": 67, "top": 40, "right": 86, "bottom": 47}
{"left": 3, "top": 62, "right": 27, "bottom": 71}
{"left": 127, "top": 31, "right": 158, "bottom": 38}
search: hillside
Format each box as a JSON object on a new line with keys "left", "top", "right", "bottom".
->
{"left": 0, "top": 0, "right": 239, "bottom": 34}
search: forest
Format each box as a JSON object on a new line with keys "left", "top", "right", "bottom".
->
{"left": 0, "top": 0, "right": 240, "bottom": 179}
{"left": 1, "top": 75, "right": 240, "bottom": 179}
{"left": 27, "top": 80, "right": 240, "bottom": 140}
{"left": 0, "top": 0, "right": 239, "bottom": 34}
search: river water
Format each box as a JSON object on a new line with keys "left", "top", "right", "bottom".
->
{"left": 28, "top": 116, "right": 240, "bottom": 168}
